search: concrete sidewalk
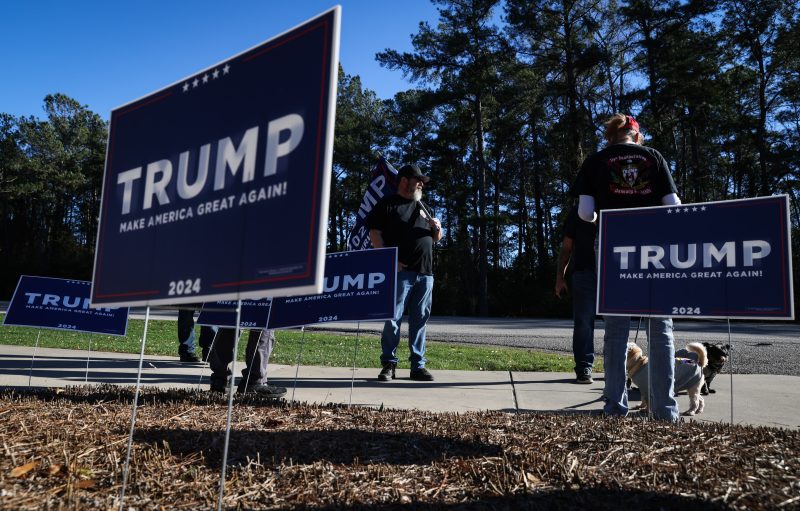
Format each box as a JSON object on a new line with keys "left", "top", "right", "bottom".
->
{"left": 0, "top": 344, "right": 797, "bottom": 429}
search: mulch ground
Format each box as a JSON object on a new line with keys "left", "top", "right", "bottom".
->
{"left": 0, "top": 386, "right": 797, "bottom": 510}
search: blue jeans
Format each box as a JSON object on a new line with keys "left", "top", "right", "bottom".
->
{"left": 603, "top": 316, "right": 679, "bottom": 422}
{"left": 571, "top": 270, "right": 596, "bottom": 376}
{"left": 380, "top": 270, "right": 434, "bottom": 370}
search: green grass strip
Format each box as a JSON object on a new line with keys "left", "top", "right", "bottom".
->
{"left": 0, "top": 316, "right": 601, "bottom": 372}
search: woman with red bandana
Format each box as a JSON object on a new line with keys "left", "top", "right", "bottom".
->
{"left": 576, "top": 113, "right": 681, "bottom": 422}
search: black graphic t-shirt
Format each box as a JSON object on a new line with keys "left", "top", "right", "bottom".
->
{"left": 365, "top": 194, "right": 434, "bottom": 275}
{"left": 576, "top": 143, "right": 678, "bottom": 211}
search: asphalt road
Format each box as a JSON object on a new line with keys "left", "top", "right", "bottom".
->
{"left": 305, "top": 316, "right": 800, "bottom": 377}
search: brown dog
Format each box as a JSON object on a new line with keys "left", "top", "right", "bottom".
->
{"left": 626, "top": 342, "right": 708, "bottom": 416}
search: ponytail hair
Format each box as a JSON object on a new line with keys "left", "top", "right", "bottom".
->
{"left": 603, "top": 113, "right": 640, "bottom": 144}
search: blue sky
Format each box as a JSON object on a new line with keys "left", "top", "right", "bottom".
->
{"left": 1, "top": 1, "right": 441, "bottom": 120}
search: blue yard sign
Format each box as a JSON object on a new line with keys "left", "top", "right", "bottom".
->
{"left": 597, "top": 195, "right": 794, "bottom": 319}
{"left": 268, "top": 248, "right": 397, "bottom": 329}
{"left": 91, "top": 7, "right": 340, "bottom": 307}
{"left": 4, "top": 276, "right": 129, "bottom": 335}
{"left": 196, "top": 299, "right": 271, "bottom": 329}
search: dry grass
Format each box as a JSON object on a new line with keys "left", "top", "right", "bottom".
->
{"left": 0, "top": 386, "right": 797, "bottom": 510}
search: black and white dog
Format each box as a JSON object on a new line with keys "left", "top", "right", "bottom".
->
{"left": 701, "top": 342, "right": 730, "bottom": 395}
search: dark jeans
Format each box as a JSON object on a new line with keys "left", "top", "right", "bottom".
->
{"left": 209, "top": 328, "right": 275, "bottom": 388}
{"left": 571, "top": 270, "right": 596, "bottom": 376}
{"left": 177, "top": 307, "right": 215, "bottom": 355}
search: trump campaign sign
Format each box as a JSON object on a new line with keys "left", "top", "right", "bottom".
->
{"left": 197, "top": 299, "right": 271, "bottom": 329}
{"left": 597, "top": 195, "right": 794, "bottom": 319}
{"left": 268, "top": 248, "right": 397, "bottom": 329}
{"left": 4, "top": 276, "right": 129, "bottom": 335}
{"left": 91, "top": 7, "right": 340, "bottom": 307}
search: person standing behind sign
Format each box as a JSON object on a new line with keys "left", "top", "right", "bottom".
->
{"left": 555, "top": 201, "right": 598, "bottom": 384}
{"left": 576, "top": 113, "right": 682, "bottom": 422}
{"left": 366, "top": 163, "right": 443, "bottom": 382}
{"left": 209, "top": 328, "right": 286, "bottom": 397}
{"left": 176, "top": 306, "right": 215, "bottom": 363}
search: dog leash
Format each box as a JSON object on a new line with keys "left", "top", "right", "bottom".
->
{"left": 626, "top": 318, "right": 643, "bottom": 390}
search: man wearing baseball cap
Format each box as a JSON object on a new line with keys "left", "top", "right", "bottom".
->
{"left": 366, "top": 163, "right": 442, "bottom": 382}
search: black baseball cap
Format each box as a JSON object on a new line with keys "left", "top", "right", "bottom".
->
{"left": 398, "top": 164, "right": 430, "bottom": 183}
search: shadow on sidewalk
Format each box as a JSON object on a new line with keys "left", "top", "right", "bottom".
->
{"left": 0, "top": 352, "right": 205, "bottom": 386}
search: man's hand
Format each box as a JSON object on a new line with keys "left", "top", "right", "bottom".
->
{"left": 555, "top": 237, "right": 573, "bottom": 298}
{"left": 419, "top": 208, "right": 441, "bottom": 232}
{"left": 555, "top": 276, "right": 568, "bottom": 298}
{"left": 369, "top": 229, "right": 384, "bottom": 249}
{"left": 426, "top": 216, "right": 443, "bottom": 242}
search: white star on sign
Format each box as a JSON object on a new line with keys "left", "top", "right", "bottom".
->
{"left": 683, "top": 207, "right": 689, "bottom": 213}
{"left": 212, "top": 69, "right": 219, "bottom": 79}
{"left": 701, "top": 206, "right": 707, "bottom": 211}
{"left": 192, "top": 78, "right": 199, "bottom": 88}
{"left": 692, "top": 206, "right": 698, "bottom": 212}
{"left": 667, "top": 209, "right": 672, "bottom": 214}
{"left": 202, "top": 74, "right": 209, "bottom": 83}
{"left": 182, "top": 82, "right": 189, "bottom": 92}
{"left": 223, "top": 64, "right": 230, "bottom": 74}
{"left": 674, "top": 208, "right": 680, "bottom": 214}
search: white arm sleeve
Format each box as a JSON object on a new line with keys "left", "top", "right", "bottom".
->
{"left": 577, "top": 195, "right": 597, "bottom": 223}
{"left": 661, "top": 193, "right": 681, "bottom": 206}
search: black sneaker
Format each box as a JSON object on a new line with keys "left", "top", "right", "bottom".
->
{"left": 576, "top": 373, "right": 594, "bottom": 384}
{"left": 237, "top": 383, "right": 287, "bottom": 398}
{"left": 179, "top": 352, "right": 201, "bottom": 363}
{"left": 410, "top": 367, "right": 434, "bottom": 381}
{"left": 377, "top": 363, "right": 396, "bottom": 382}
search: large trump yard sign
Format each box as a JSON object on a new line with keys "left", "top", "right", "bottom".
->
{"left": 598, "top": 195, "right": 793, "bottom": 319}
{"left": 91, "top": 8, "right": 340, "bottom": 307}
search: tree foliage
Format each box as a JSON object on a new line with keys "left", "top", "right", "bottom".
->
{"left": 0, "top": 94, "right": 106, "bottom": 295}
{"left": 3, "top": 1, "right": 799, "bottom": 317}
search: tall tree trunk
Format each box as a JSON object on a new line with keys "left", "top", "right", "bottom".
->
{"left": 516, "top": 143, "right": 526, "bottom": 260}
{"left": 492, "top": 150, "right": 501, "bottom": 272}
{"left": 640, "top": 15, "right": 662, "bottom": 128}
{"left": 563, "top": 14, "right": 583, "bottom": 175}
{"left": 530, "top": 123, "right": 546, "bottom": 280}
{"left": 474, "top": 95, "right": 489, "bottom": 316}
{"left": 756, "top": 47, "right": 770, "bottom": 195}
{"left": 688, "top": 111, "right": 703, "bottom": 201}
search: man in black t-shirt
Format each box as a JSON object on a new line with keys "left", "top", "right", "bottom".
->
{"left": 366, "top": 164, "right": 442, "bottom": 382}
{"left": 555, "top": 205, "right": 598, "bottom": 384}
